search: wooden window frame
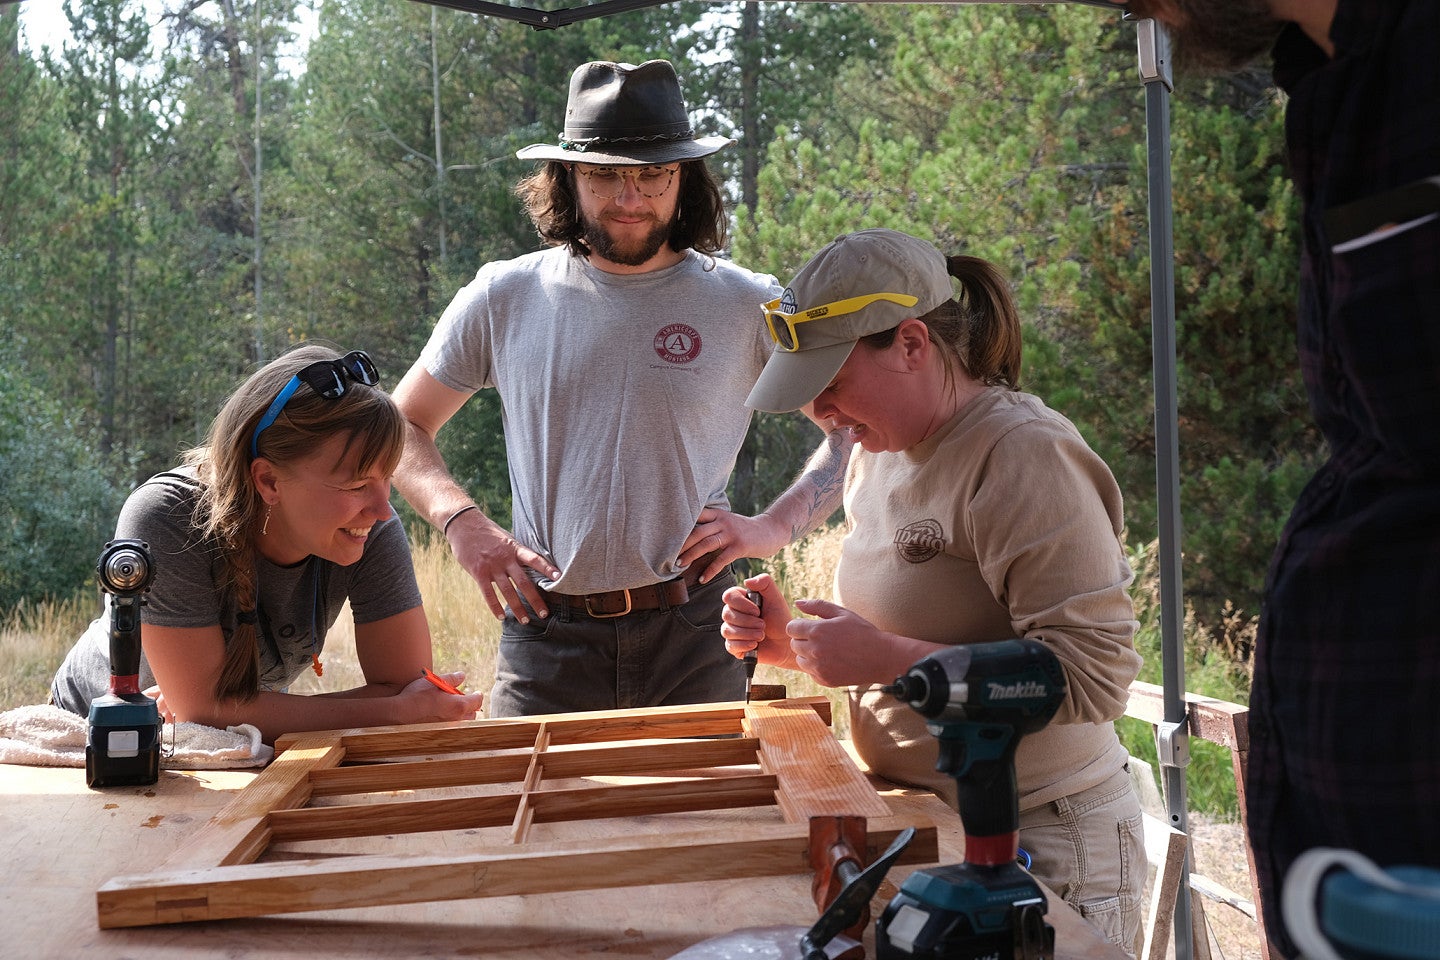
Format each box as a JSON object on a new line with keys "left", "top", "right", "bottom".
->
{"left": 97, "top": 697, "right": 937, "bottom": 929}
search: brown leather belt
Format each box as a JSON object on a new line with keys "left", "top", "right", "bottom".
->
{"left": 540, "top": 562, "right": 709, "bottom": 619}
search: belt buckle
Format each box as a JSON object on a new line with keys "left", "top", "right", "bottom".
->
{"left": 585, "top": 588, "right": 633, "bottom": 619}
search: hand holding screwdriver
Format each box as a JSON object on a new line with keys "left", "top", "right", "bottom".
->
{"left": 722, "top": 575, "right": 793, "bottom": 689}
{"left": 743, "top": 590, "right": 761, "bottom": 702}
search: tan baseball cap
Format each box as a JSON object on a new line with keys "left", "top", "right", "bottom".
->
{"left": 746, "top": 229, "right": 954, "bottom": 413}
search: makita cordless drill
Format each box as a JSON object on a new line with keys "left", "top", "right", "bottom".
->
{"left": 876, "top": 638, "right": 1067, "bottom": 960}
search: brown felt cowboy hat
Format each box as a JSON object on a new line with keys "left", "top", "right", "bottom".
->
{"left": 516, "top": 59, "right": 735, "bottom": 166}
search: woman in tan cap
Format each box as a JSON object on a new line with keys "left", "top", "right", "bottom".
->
{"left": 725, "top": 228, "right": 1144, "bottom": 954}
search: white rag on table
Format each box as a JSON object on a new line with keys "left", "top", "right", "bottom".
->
{"left": 0, "top": 703, "right": 273, "bottom": 768}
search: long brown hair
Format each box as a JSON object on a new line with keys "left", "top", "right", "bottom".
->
{"left": 861, "top": 255, "right": 1023, "bottom": 391}
{"left": 181, "top": 344, "right": 404, "bottom": 703}
{"left": 515, "top": 159, "right": 729, "bottom": 257}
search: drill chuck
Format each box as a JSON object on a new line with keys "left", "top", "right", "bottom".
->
{"left": 98, "top": 540, "right": 154, "bottom": 596}
{"left": 889, "top": 639, "right": 1063, "bottom": 730}
{"left": 887, "top": 647, "right": 976, "bottom": 721}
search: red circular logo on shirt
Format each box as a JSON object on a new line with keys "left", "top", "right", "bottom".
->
{"left": 894, "top": 519, "right": 946, "bottom": 563}
{"left": 654, "top": 323, "right": 702, "bottom": 364}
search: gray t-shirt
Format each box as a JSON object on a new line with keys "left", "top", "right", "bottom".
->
{"left": 51, "top": 468, "right": 423, "bottom": 714}
{"left": 419, "top": 247, "right": 781, "bottom": 595}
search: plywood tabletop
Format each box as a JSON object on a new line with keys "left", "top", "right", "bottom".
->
{"left": 1, "top": 710, "right": 1129, "bottom": 960}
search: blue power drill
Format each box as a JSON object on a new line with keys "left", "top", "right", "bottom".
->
{"left": 876, "top": 638, "right": 1067, "bottom": 960}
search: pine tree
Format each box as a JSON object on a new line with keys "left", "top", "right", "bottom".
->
{"left": 738, "top": 3, "right": 1314, "bottom": 633}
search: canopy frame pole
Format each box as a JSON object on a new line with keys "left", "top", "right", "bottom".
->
{"left": 1135, "top": 17, "right": 1194, "bottom": 960}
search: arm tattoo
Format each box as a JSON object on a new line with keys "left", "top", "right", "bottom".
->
{"left": 790, "top": 429, "right": 852, "bottom": 541}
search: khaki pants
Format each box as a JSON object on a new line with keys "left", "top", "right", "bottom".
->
{"left": 1019, "top": 764, "right": 1145, "bottom": 957}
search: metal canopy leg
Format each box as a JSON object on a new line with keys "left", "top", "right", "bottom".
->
{"left": 1134, "top": 17, "right": 1194, "bottom": 960}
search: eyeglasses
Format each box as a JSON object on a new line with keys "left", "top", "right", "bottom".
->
{"left": 250, "top": 350, "right": 380, "bottom": 458}
{"left": 573, "top": 164, "right": 679, "bottom": 200}
{"left": 762, "top": 292, "right": 920, "bottom": 352}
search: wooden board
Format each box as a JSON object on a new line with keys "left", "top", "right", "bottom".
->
{"left": 97, "top": 697, "right": 938, "bottom": 929}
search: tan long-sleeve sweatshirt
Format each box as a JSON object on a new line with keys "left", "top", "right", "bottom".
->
{"left": 838, "top": 387, "right": 1142, "bottom": 811}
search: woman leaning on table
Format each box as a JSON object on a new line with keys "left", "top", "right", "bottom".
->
{"left": 50, "top": 344, "right": 484, "bottom": 742}
{"left": 723, "top": 229, "right": 1145, "bottom": 954}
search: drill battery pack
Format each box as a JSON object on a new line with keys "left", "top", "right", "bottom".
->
{"left": 86, "top": 695, "right": 161, "bottom": 788}
{"left": 876, "top": 861, "right": 1055, "bottom": 960}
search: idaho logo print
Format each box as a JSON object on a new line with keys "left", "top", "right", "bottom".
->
{"left": 654, "top": 323, "right": 702, "bottom": 364}
{"left": 894, "top": 519, "right": 946, "bottom": 563}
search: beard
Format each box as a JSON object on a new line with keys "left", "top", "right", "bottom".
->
{"left": 1162, "top": 0, "right": 1284, "bottom": 74}
{"left": 582, "top": 214, "right": 673, "bottom": 267}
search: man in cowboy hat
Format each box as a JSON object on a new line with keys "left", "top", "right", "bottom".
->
{"left": 391, "top": 59, "right": 850, "bottom": 718}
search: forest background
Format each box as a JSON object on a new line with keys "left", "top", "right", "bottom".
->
{"left": 1, "top": 0, "right": 1318, "bottom": 813}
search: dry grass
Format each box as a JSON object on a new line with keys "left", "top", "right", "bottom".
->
{"left": 0, "top": 592, "right": 99, "bottom": 709}
{"left": 291, "top": 530, "right": 507, "bottom": 697}
{"left": 1186, "top": 813, "right": 1266, "bottom": 960}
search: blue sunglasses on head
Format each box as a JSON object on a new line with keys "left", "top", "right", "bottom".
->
{"left": 249, "top": 350, "right": 380, "bottom": 459}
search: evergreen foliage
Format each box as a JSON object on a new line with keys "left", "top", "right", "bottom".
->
{"left": 0, "top": 361, "right": 123, "bottom": 609}
{"left": 3, "top": 0, "right": 1316, "bottom": 684}
{"left": 1045, "top": 70, "right": 1319, "bottom": 628}
{"left": 737, "top": 4, "right": 1318, "bottom": 632}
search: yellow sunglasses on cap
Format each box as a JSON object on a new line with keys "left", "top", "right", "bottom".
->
{"left": 762, "top": 292, "right": 920, "bottom": 352}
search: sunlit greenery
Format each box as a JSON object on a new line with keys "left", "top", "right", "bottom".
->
{"left": 4, "top": 4, "right": 1314, "bottom": 821}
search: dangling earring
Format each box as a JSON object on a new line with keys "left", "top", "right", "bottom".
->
{"left": 262, "top": 505, "right": 272, "bottom": 537}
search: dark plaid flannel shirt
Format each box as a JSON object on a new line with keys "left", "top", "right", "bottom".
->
{"left": 1247, "top": 1, "right": 1440, "bottom": 955}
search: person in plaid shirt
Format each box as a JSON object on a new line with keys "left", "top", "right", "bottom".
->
{"left": 1121, "top": 2, "right": 1440, "bottom": 956}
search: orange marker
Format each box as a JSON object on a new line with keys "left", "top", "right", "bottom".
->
{"left": 422, "top": 667, "right": 464, "bottom": 695}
